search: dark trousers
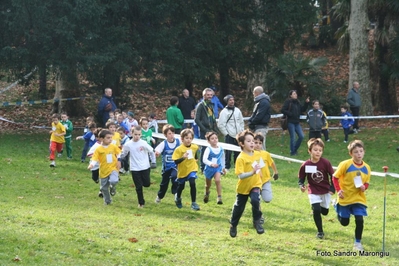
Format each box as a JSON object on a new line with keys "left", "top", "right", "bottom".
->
{"left": 176, "top": 178, "right": 197, "bottom": 202}
{"left": 122, "top": 152, "right": 129, "bottom": 171}
{"left": 81, "top": 140, "right": 90, "bottom": 161}
{"left": 230, "top": 188, "right": 262, "bottom": 227}
{"left": 321, "top": 129, "right": 329, "bottom": 141}
{"left": 91, "top": 169, "right": 99, "bottom": 183}
{"left": 350, "top": 106, "right": 360, "bottom": 130}
{"left": 309, "top": 130, "right": 322, "bottom": 140}
{"left": 225, "top": 135, "right": 240, "bottom": 169}
{"left": 157, "top": 168, "right": 178, "bottom": 199}
{"left": 131, "top": 168, "right": 151, "bottom": 205}
{"left": 343, "top": 128, "right": 354, "bottom": 141}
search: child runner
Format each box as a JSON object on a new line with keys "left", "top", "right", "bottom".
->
{"left": 332, "top": 140, "right": 371, "bottom": 251}
{"left": 298, "top": 138, "right": 335, "bottom": 239}
{"left": 117, "top": 126, "right": 130, "bottom": 174}
{"left": 148, "top": 114, "right": 159, "bottom": 134}
{"left": 122, "top": 110, "right": 129, "bottom": 124}
{"left": 126, "top": 111, "right": 138, "bottom": 138}
{"left": 88, "top": 129, "right": 121, "bottom": 205}
{"left": 202, "top": 131, "right": 226, "bottom": 205}
{"left": 105, "top": 121, "right": 121, "bottom": 148}
{"left": 306, "top": 100, "right": 326, "bottom": 139}
{"left": 154, "top": 124, "right": 180, "bottom": 203}
{"left": 76, "top": 122, "right": 101, "bottom": 163}
{"left": 121, "top": 126, "right": 156, "bottom": 208}
{"left": 116, "top": 114, "right": 129, "bottom": 134}
{"left": 80, "top": 116, "right": 93, "bottom": 162}
{"left": 49, "top": 114, "right": 66, "bottom": 167}
{"left": 140, "top": 117, "right": 157, "bottom": 168}
{"left": 191, "top": 109, "right": 200, "bottom": 139}
{"left": 172, "top": 128, "right": 200, "bottom": 211}
{"left": 229, "top": 130, "right": 264, "bottom": 237}
{"left": 340, "top": 105, "right": 354, "bottom": 143}
{"left": 254, "top": 133, "right": 278, "bottom": 225}
{"left": 59, "top": 112, "right": 73, "bottom": 159}
{"left": 87, "top": 128, "right": 103, "bottom": 197}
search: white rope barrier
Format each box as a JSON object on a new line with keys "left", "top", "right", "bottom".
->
{"left": 153, "top": 132, "right": 399, "bottom": 179}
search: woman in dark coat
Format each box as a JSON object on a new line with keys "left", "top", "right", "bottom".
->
{"left": 280, "top": 90, "right": 309, "bottom": 155}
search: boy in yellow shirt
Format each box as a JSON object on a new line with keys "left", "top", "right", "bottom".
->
{"left": 88, "top": 129, "right": 121, "bottom": 205}
{"left": 332, "top": 140, "right": 371, "bottom": 251}
{"left": 172, "top": 128, "right": 200, "bottom": 211}
{"left": 49, "top": 114, "right": 66, "bottom": 167}
{"left": 229, "top": 130, "right": 263, "bottom": 237}
{"left": 106, "top": 121, "right": 121, "bottom": 147}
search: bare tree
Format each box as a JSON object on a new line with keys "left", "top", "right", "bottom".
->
{"left": 348, "top": 0, "right": 372, "bottom": 115}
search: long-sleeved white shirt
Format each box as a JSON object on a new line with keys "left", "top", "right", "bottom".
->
{"left": 121, "top": 139, "right": 155, "bottom": 171}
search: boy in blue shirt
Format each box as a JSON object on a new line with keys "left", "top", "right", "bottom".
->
{"left": 339, "top": 105, "right": 354, "bottom": 143}
{"left": 154, "top": 124, "right": 180, "bottom": 203}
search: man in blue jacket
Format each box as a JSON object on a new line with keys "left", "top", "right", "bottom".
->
{"left": 98, "top": 88, "right": 117, "bottom": 126}
{"left": 248, "top": 86, "right": 271, "bottom": 150}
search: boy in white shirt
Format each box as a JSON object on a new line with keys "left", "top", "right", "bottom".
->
{"left": 121, "top": 126, "right": 156, "bottom": 208}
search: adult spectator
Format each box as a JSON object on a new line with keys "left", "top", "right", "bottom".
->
{"left": 166, "top": 96, "right": 184, "bottom": 134}
{"left": 97, "top": 88, "right": 117, "bottom": 126}
{"left": 195, "top": 88, "right": 218, "bottom": 172}
{"left": 217, "top": 94, "right": 244, "bottom": 171}
{"left": 210, "top": 86, "right": 224, "bottom": 118}
{"left": 178, "top": 89, "right": 196, "bottom": 128}
{"left": 281, "top": 90, "right": 310, "bottom": 156}
{"left": 248, "top": 86, "right": 271, "bottom": 150}
{"left": 347, "top": 81, "right": 361, "bottom": 133}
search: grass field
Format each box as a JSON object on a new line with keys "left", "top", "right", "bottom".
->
{"left": 0, "top": 127, "right": 398, "bottom": 265}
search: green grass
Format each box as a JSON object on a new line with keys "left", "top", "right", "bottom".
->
{"left": 0, "top": 128, "right": 399, "bottom": 265}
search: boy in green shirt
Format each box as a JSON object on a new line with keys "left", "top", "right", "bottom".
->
{"left": 60, "top": 112, "right": 74, "bottom": 159}
{"left": 166, "top": 96, "right": 184, "bottom": 134}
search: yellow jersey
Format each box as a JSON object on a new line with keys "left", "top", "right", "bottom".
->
{"left": 91, "top": 144, "right": 121, "bottom": 178}
{"left": 235, "top": 151, "right": 262, "bottom": 195}
{"left": 50, "top": 122, "right": 66, "bottom": 143}
{"left": 172, "top": 144, "right": 199, "bottom": 178}
{"left": 333, "top": 159, "right": 371, "bottom": 206}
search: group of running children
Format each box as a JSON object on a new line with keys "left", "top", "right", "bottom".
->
{"left": 48, "top": 105, "right": 370, "bottom": 252}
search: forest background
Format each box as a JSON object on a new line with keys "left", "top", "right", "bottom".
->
{"left": 1, "top": 0, "right": 399, "bottom": 127}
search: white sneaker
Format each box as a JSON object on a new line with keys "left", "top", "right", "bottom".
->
{"left": 343, "top": 141, "right": 347, "bottom": 143}
{"left": 354, "top": 129, "right": 358, "bottom": 134}
{"left": 119, "top": 168, "right": 126, "bottom": 174}
{"left": 57, "top": 153, "right": 62, "bottom": 158}
{"left": 155, "top": 196, "right": 161, "bottom": 203}
{"left": 50, "top": 161, "right": 56, "bottom": 167}
{"left": 353, "top": 242, "right": 364, "bottom": 251}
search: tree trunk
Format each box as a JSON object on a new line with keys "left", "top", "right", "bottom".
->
{"left": 52, "top": 68, "right": 86, "bottom": 117}
{"left": 348, "top": 0, "right": 371, "bottom": 115}
{"left": 219, "top": 61, "right": 230, "bottom": 100}
{"left": 372, "top": 20, "right": 398, "bottom": 114}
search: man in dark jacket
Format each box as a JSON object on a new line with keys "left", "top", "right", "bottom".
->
{"left": 248, "top": 86, "right": 271, "bottom": 150}
{"left": 97, "top": 88, "right": 117, "bottom": 126}
{"left": 347, "top": 81, "right": 361, "bottom": 133}
{"left": 178, "top": 89, "right": 196, "bottom": 128}
{"left": 195, "top": 88, "right": 218, "bottom": 172}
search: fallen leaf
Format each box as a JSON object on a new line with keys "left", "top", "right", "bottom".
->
{"left": 128, "top": 238, "right": 138, "bottom": 243}
{"left": 12, "top": 255, "right": 21, "bottom": 262}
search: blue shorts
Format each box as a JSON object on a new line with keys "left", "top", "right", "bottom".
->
{"left": 176, "top": 171, "right": 197, "bottom": 184}
{"left": 335, "top": 203, "right": 367, "bottom": 218}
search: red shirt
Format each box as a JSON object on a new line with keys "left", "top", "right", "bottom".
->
{"left": 298, "top": 158, "right": 334, "bottom": 194}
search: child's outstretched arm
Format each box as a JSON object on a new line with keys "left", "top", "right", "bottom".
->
{"left": 298, "top": 177, "right": 306, "bottom": 192}
{"left": 271, "top": 162, "right": 279, "bottom": 180}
